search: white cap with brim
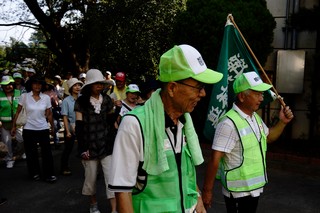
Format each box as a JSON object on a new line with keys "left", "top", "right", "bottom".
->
{"left": 12, "top": 67, "right": 21, "bottom": 72}
{"left": 233, "top": 71, "right": 272, "bottom": 94}
{"left": 159, "top": 44, "right": 223, "bottom": 84}
{"left": 54, "top": 75, "right": 62, "bottom": 80}
{"left": 126, "top": 84, "right": 141, "bottom": 93}
{"left": 81, "top": 69, "right": 107, "bottom": 90}
{"left": 27, "top": 68, "right": 36, "bottom": 73}
{"left": 79, "top": 73, "right": 86, "bottom": 79}
{"left": 13, "top": 72, "right": 23, "bottom": 79}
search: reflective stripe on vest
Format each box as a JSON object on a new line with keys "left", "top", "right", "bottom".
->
{"left": 128, "top": 106, "right": 198, "bottom": 213}
{"left": 220, "top": 109, "right": 267, "bottom": 192}
{"left": 226, "top": 175, "right": 266, "bottom": 189}
{"left": 0, "top": 90, "right": 21, "bottom": 122}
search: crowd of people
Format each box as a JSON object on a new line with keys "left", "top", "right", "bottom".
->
{"left": 0, "top": 65, "right": 160, "bottom": 212}
{"left": 0, "top": 44, "right": 294, "bottom": 213}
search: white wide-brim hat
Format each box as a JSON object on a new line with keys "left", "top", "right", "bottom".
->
{"left": 81, "top": 69, "right": 107, "bottom": 90}
{"left": 67, "top": 78, "right": 84, "bottom": 89}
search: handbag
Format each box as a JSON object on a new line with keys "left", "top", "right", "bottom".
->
{"left": 16, "top": 106, "right": 27, "bottom": 126}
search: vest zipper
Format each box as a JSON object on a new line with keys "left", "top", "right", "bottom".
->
{"left": 165, "top": 129, "right": 185, "bottom": 213}
{"left": 247, "top": 116, "right": 268, "bottom": 182}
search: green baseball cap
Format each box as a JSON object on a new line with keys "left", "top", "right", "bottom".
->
{"left": 233, "top": 71, "right": 272, "bottom": 94}
{"left": 159, "top": 45, "right": 223, "bottom": 84}
{"left": 0, "top": 75, "right": 15, "bottom": 85}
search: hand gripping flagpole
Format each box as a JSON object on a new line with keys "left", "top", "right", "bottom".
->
{"left": 228, "top": 14, "right": 286, "bottom": 107}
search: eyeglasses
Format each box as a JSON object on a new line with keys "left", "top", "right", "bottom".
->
{"left": 176, "top": 81, "right": 205, "bottom": 92}
{"left": 248, "top": 90, "right": 264, "bottom": 98}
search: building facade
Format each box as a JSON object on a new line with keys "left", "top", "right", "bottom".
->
{"left": 265, "top": 0, "right": 319, "bottom": 141}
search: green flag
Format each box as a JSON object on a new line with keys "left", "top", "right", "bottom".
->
{"left": 203, "top": 18, "right": 275, "bottom": 141}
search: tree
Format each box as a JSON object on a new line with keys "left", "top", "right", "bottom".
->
{"left": 0, "top": 45, "right": 14, "bottom": 73}
{"left": 84, "top": 0, "right": 187, "bottom": 81}
{"left": 0, "top": 38, "right": 34, "bottom": 73}
{"left": 0, "top": 0, "right": 275, "bottom": 85}
{"left": 171, "top": 0, "right": 276, "bottom": 142}
{"left": 0, "top": 0, "right": 187, "bottom": 80}
{"left": 0, "top": 0, "right": 92, "bottom": 74}
{"left": 172, "top": 0, "right": 276, "bottom": 69}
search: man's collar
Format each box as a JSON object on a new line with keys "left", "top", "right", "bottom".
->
{"left": 233, "top": 103, "right": 255, "bottom": 120}
{"left": 165, "top": 112, "right": 186, "bottom": 128}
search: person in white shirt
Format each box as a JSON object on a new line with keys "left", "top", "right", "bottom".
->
{"left": 12, "top": 75, "right": 57, "bottom": 183}
{"left": 108, "top": 44, "right": 223, "bottom": 213}
{"left": 202, "top": 72, "right": 294, "bottom": 213}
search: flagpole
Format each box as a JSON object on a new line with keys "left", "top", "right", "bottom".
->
{"left": 228, "top": 14, "right": 286, "bottom": 107}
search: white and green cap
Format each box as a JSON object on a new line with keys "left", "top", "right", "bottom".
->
{"left": 0, "top": 75, "right": 15, "bottom": 85}
{"left": 126, "top": 84, "right": 141, "bottom": 93}
{"left": 13, "top": 72, "right": 23, "bottom": 79}
{"left": 159, "top": 44, "right": 223, "bottom": 84}
{"left": 233, "top": 71, "right": 272, "bottom": 94}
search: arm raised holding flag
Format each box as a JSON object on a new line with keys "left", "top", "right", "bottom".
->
{"left": 203, "top": 14, "right": 281, "bottom": 141}
{"left": 203, "top": 71, "right": 293, "bottom": 211}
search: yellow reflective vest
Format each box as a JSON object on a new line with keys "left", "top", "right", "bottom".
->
{"left": 219, "top": 109, "right": 268, "bottom": 192}
{"left": 0, "top": 89, "right": 21, "bottom": 122}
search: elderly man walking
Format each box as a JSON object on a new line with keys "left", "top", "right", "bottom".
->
{"left": 202, "top": 71, "right": 294, "bottom": 213}
{"left": 108, "top": 44, "right": 223, "bottom": 213}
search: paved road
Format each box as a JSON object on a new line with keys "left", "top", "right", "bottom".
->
{"left": 198, "top": 148, "right": 320, "bottom": 213}
{"left": 1, "top": 144, "right": 319, "bottom": 213}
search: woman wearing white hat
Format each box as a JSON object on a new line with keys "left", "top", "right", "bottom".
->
{"left": 60, "top": 78, "right": 83, "bottom": 176}
{"left": 74, "top": 69, "right": 116, "bottom": 213}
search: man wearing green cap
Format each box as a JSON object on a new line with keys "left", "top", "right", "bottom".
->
{"left": 202, "top": 71, "right": 294, "bottom": 213}
{"left": 108, "top": 44, "right": 223, "bottom": 213}
{"left": 0, "top": 75, "right": 22, "bottom": 168}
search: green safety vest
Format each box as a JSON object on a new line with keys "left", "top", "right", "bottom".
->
{"left": 219, "top": 109, "right": 268, "bottom": 192}
{"left": 129, "top": 107, "right": 198, "bottom": 213}
{"left": 0, "top": 89, "right": 21, "bottom": 122}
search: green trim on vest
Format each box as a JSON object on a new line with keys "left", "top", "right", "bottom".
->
{"left": 0, "top": 90, "right": 21, "bottom": 122}
{"left": 220, "top": 109, "right": 268, "bottom": 192}
{"left": 128, "top": 107, "right": 198, "bottom": 213}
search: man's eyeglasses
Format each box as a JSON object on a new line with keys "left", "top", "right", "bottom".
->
{"left": 176, "top": 81, "right": 205, "bottom": 92}
{"left": 249, "top": 90, "right": 264, "bottom": 98}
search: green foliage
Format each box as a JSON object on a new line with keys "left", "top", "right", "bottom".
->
{"left": 88, "top": 0, "right": 186, "bottom": 82}
{"left": 5, "top": 38, "right": 31, "bottom": 64}
{"left": 2, "top": 0, "right": 186, "bottom": 81}
{"left": 171, "top": 0, "right": 276, "bottom": 140}
{"left": 172, "top": 0, "right": 276, "bottom": 69}
{"left": 1, "top": 0, "right": 276, "bottom": 84}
